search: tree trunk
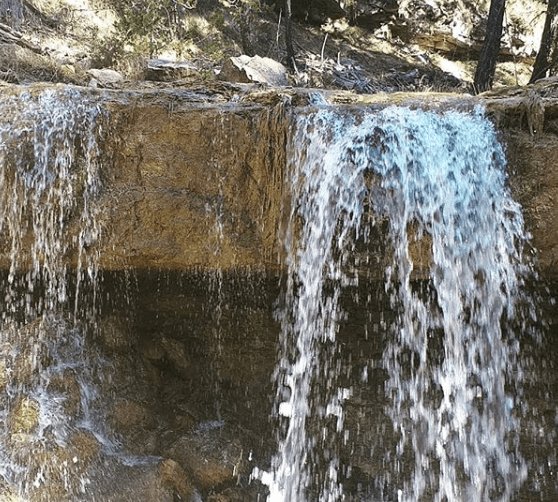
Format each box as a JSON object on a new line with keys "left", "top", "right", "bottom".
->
{"left": 473, "top": 0, "right": 506, "bottom": 93}
{"left": 530, "top": 0, "right": 558, "bottom": 83}
{"left": 285, "top": 0, "right": 296, "bottom": 71}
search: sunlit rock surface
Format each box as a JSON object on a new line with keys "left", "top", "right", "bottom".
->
{"left": 88, "top": 85, "right": 289, "bottom": 272}
{"left": 0, "top": 83, "right": 557, "bottom": 276}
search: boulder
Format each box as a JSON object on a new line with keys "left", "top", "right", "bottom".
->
{"left": 87, "top": 68, "right": 124, "bottom": 86}
{"left": 146, "top": 59, "right": 198, "bottom": 81}
{"left": 158, "top": 459, "right": 196, "bottom": 501}
{"left": 218, "top": 55, "right": 287, "bottom": 86}
{"left": 166, "top": 424, "right": 248, "bottom": 491}
{"left": 7, "top": 427, "right": 102, "bottom": 501}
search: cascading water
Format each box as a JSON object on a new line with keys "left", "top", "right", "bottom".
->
{"left": 254, "top": 104, "right": 368, "bottom": 502}
{"left": 0, "top": 87, "right": 551, "bottom": 502}
{"left": 256, "top": 104, "right": 533, "bottom": 502}
{"left": 371, "top": 107, "right": 529, "bottom": 502}
{"left": 0, "top": 88, "right": 106, "bottom": 500}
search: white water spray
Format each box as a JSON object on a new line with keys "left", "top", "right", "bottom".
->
{"left": 254, "top": 106, "right": 368, "bottom": 502}
{"left": 0, "top": 88, "right": 106, "bottom": 500}
{"left": 256, "top": 105, "right": 530, "bottom": 502}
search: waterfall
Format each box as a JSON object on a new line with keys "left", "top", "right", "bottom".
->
{"left": 254, "top": 105, "right": 369, "bottom": 502}
{"left": 0, "top": 88, "right": 104, "bottom": 319}
{"left": 0, "top": 88, "right": 106, "bottom": 499}
{"left": 256, "top": 105, "right": 531, "bottom": 502}
{"left": 0, "top": 89, "right": 544, "bottom": 501}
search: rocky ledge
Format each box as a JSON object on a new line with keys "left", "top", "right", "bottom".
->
{"left": 0, "top": 81, "right": 557, "bottom": 278}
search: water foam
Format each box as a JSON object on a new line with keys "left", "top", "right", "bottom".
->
{"left": 256, "top": 105, "right": 530, "bottom": 502}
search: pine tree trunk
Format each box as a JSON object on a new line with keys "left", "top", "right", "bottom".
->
{"left": 285, "top": 0, "right": 296, "bottom": 71}
{"left": 473, "top": 0, "right": 506, "bottom": 93}
{"left": 530, "top": 0, "right": 558, "bottom": 83}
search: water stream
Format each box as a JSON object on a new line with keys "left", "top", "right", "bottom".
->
{"left": 0, "top": 89, "right": 554, "bottom": 502}
{"left": 256, "top": 105, "right": 536, "bottom": 502}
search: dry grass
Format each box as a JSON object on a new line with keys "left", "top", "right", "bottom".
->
{"left": 0, "top": 44, "right": 87, "bottom": 83}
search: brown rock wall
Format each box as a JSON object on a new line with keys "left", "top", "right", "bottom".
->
{"left": 96, "top": 96, "right": 288, "bottom": 271}
{"left": 505, "top": 131, "right": 558, "bottom": 279}
{"left": 1, "top": 84, "right": 558, "bottom": 278}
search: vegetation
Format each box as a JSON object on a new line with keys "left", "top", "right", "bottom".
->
{"left": 0, "top": 0, "right": 551, "bottom": 91}
{"left": 473, "top": 0, "right": 506, "bottom": 93}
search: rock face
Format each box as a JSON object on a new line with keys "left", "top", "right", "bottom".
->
{"left": 505, "top": 131, "right": 558, "bottom": 276}
{"left": 0, "top": 83, "right": 557, "bottom": 277}
{"left": 95, "top": 87, "right": 288, "bottom": 272}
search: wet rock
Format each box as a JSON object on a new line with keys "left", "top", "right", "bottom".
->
{"left": 11, "top": 451, "right": 199, "bottom": 502}
{"left": 99, "top": 315, "right": 133, "bottom": 352}
{"left": 53, "top": 455, "right": 199, "bottom": 502}
{"left": 172, "top": 411, "right": 198, "bottom": 432}
{"left": 166, "top": 424, "right": 248, "bottom": 491}
{"left": 158, "top": 459, "right": 195, "bottom": 501}
{"left": 206, "top": 309, "right": 278, "bottom": 386}
{"left": 218, "top": 55, "right": 287, "bottom": 86}
{"left": 0, "top": 360, "right": 8, "bottom": 391}
{"left": 47, "top": 368, "right": 82, "bottom": 416}
{"left": 69, "top": 429, "right": 102, "bottom": 461}
{"left": 0, "top": 476, "right": 24, "bottom": 501}
{"left": 7, "top": 428, "right": 101, "bottom": 501}
{"left": 206, "top": 486, "right": 261, "bottom": 502}
{"left": 10, "top": 320, "right": 54, "bottom": 386}
{"left": 109, "top": 399, "right": 153, "bottom": 431}
{"left": 9, "top": 396, "right": 39, "bottom": 433}
{"left": 12, "top": 341, "right": 50, "bottom": 386}
{"left": 94, "top": 96, "right": 287, "bottom": 271}
{"left": 506, "top": 130, "right": 558, "bottom": 278}
{"left": 407, "top": 221, "right": 433, "bottom": 279}
{"left": 159, "top": 336, "right": 191, "bottom": 375}
{"left": 1, "top": 83, "right": 558, "bottom": 277}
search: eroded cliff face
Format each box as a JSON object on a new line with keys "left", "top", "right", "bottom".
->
{"left": 0, "top": 83, "right": 557, "bottom": 278}
{"left": 97, "top": 89, "right": 289, "bottom": 271}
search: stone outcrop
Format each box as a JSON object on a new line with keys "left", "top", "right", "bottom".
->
{"left": 218, "top": 55, "right": 288, "bottom": 87}
{"left": 87, "top": 68, "right": 124, "bottom": 87}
